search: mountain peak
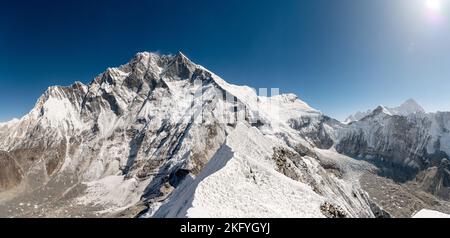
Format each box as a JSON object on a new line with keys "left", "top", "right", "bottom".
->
{"left": 175, "top": 51, "right": 188, "bottom": 59}
{"left": 391, "top": 98, "right": 425, "bottom": 115}
{"left": 372, "top": 105, "right": 392, "bottom": 116}
{"left": 345, "top": 98, "right": 426, "bottom": 123}
{"left": 400, "top": 98, "right": 424, "bottom": 110}
{"left": 173, "top": 51, "right": 194, "bottom": 66}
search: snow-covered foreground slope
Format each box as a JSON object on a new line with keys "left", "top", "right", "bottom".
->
{"left": 413, "top": 209, "right": 450, "bottom": 218}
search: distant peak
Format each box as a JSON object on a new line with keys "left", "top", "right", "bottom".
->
{"left": 400, "top": 98, "right": 422, "bottom": 108}
{"left": 394, "top": 98, "right": 425, "bottom": 115}
{"left": 404, "top": 98, "right": 418, "bottom": 104}
{"left": 373, "top": 105, "right": 392, "bottom": 115}
{"left": 345, "top": 98, "right": 426, "bottom": 123}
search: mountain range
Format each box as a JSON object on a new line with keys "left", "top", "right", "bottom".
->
{"left": 344, "top": 99, "right": 426, "bottom": 124}
{"left": 0, "top": 52, "right": 449, "bottom": 218}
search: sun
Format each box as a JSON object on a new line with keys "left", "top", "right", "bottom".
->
{"left": 426, "top": 0, "right": 442, "bottom": 11}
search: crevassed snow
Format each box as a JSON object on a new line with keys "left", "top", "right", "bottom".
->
{"left": 344, "top": 99, "right": 425, "bottom": 123}
{"left": 412, "top": 209, "right": 450, "bottom": 218}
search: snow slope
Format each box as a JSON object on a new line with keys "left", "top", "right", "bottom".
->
{"left": 155, "top": 123, "right": 325, "bottom": 218}
{"left": 412, "top": 209, "right": 450, "bottom": 218}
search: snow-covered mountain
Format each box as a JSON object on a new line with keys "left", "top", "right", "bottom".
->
{"left": 337, "top": 102, "right": 450, "bottom": 202}
{"left": 389, "top": 99, "right": 426, "bottom": 116}
{"left": 412, "top": 209, "right": 450, "bottom": 218}
{"left": 0, "top": 52, "right": 448, "bottom": 218}
{"left": 0, "top": 52, "right": 383, "bottom": 218}
{"left": 344, "top": 99, "right": 425, "bottom": 124}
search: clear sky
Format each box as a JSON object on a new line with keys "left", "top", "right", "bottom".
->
{"left": 1, "top": 0, "right": 450, "bottom": 121}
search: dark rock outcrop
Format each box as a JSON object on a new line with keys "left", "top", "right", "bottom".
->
{"left": 0, "top": 151, "right": 23, "bottom": 191}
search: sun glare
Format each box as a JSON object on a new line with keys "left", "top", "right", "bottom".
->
{"left": 426, "top": 0, "right": 442, "bottom": 11}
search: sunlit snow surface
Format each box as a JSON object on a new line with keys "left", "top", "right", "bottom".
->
{"left": 413, "top": 209, "right": 450, "bottom": 218}
{"left": 153, "top": 123, "right": 325, "bottom": 218}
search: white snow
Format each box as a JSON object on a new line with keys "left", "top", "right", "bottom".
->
{"left": 389, "top": 99, "right": 425, "bottom": 116}
{"left": 412, "top": 209, "right": 450, "bottom": 218}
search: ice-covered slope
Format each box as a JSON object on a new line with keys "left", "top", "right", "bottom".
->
{"left": 0, "top": 51, "right": 381, "bottom": 218}
{"left": 413, "top": 209, "right": 450, "bottom": 218}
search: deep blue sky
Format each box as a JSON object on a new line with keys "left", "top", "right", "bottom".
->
{"left": 1, "top": 0, "right": 450, "bottom": 121}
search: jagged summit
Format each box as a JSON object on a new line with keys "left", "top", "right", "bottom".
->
{"left": 344, "top": 98, "right": 426, "bottom": 123}
{"left": 0, "top": 118, "right": 20, "bottom": 127}
{"left": 1, "top": 51, "right": 448, "bottom": 218}
{"left": 391, "top": 98, "right": 425, "bottom": 115}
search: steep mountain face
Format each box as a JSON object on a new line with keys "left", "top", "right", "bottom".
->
{"left": 337, "top": 103, "right": 450, "bottom": 201}
{"left": 0, "top": 52, "right": 381, "bottom": 218}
